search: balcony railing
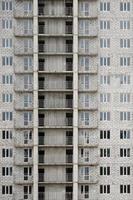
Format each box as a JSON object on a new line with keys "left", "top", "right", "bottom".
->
{"left": 66, "top": 192, "right": 73, "bottom": 200}
{"left": 39, "top": 62, "right": 45, "bottom": 71}
{"left": 39, "top": 25, "right": 45, "bottom": 34}
{"left": 38, "top": 192, "right": 73, "bottom": 200}
{"left": 39, "top": 81, "right": 45, "bottom": 89}
{"left": 38, "top": 173, "right": 45, "bottom": 182}
{"left": 38, "top": 44, "right": 73, "bottom": 53}
{"left": 65, "top": 118, "right": 73, "bottom": 126}
{"left": 65, "top": 26, "right": 72, "bottom": 34}
{"left": 39, "top": 155, "right": 45, "bottom": 164}
{"left": 38, "top": 192, "right": 45, "bottom": 200}
{"left": 66, "top": 81, "right": 73, "bottom": 89}
{"left": 39, "top": 118, "right": 44, "bottom": 126}
{"left": 65, "top": 99, "right": 73, "bottom": 108}
{"left": 66, "top": 173, "right": 73, "bottom": 182}
{"left": 38, "top": 7, "right": 73, "bottom": 16}
{"left": 66, "top": 136, "right": 73, "bottom": 145}
{"left": 65, "top": 7, "right": 73, "bottom": 16}
{"left": 66, "top": 62, "right": 73, "bottom": 71}
{"left": 66, "top": 44, "right": 73, "bottom": 53}
{"left": 66, "top": 155, "right": 73, "bottom": 163}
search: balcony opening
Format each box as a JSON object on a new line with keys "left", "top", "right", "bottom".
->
{"left": 66, "top": 94, "right": 73, "bottom": 108}
{"left": 66, "top": 168, "right": 73, "bottom": 182}
{"left": 39, "top": 22, "right": 45, "bottom": 34}
{"left": 39, "top": 77, "right": 45, "bottom": 89}
{"left": 66, "top": 186, "right": 73, "bottom": 200}
{"left": 66, "top": 113, "right": 73, "bottom": 126}
{"left": 39, "top": 58, "right": 45, "bottom": 71}
{"left": 38, "top": 132, "right": 45, "bottom": 145}
{"left": 66, "top": 21, "right": 73, "bottom": 34}
{"left": 66, "top": 40, "right": 73, "bottom": 53}
{"left": 66, "top": 131, "right": 73, "bottom": 145}
{"left": 65, "top": 1, "right": 73, "bottom": 16}
{"left": 38, "top": 2, "right": 45, "bottom": 16}
{"left": 66, "top": 149, "right": 73, "bottom": 163}
{"left": 38, "top": 113, "right": 45, "bottom": 126}
{"left": 38, "top": 96, "right": 45, "bottom": 108}
{"left": 38, "top": 150, "right": 45, "bottom": 163}
{"left": 38, "top": 186, "right": 45, "bottom": 200}
{"left": 66, "top": 57, "right": 73, "bottom": 71}
{"left": 39, "top": 41, "right": 45, "bottom": 52}
{"left": 66, "top": 76, "right": 73, "bottom": 89}
{"left": 38, "top": 168, "right": 45, "bottom": 182}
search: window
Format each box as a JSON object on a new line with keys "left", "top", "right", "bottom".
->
{"left": 81, "top": 167, "right": 89, "bottom": 180}
{"left": 2, "top": 167, "right": 12, "bottom": 176}
{"left": 24, "top": 167, "right": 32, "bottom": 180}
{"left": 120, "top": 166, "right": 130, "bottom": 175}
{"left": 80, "top": 2, "right": 89, "bottom": 16}
{"left": 81, "top": 112, "right": 89, "bottom": 125}
{"left": 100, "top": 2, "right": 110, "bottom": 11}
{"left": 2, "top": 1, "right": 12, "bottom": 11}
{"left": 2, "top": 130, "right": 12, "bottom": 139}
{"left": 100, "top": 57, "right": 110, "bottom": 66}
{"left": 79, "top": 20, "right": 89, "bottom": 34}
{"left": 100, "top": 166, "right": 110, "bottom": 175}
{"left": 120, "top": 93, "right": 130, "bottom": 103}
{"left": 100, "top": 130, "right": 110, "bottom": 139}
{"left": 120, "top": 2, "right": 130, "bottom": 11}
{"left": 120, "top": 148, "right": 130, "bottom": 157}
{"left": 120, "top": 57, "right": 130, "bottom": 66}
{"left": 100, "top": 20, "right": 110, "bottom": 29}
{"left": 24, "top": 112, "right": 32, "bottom": 126}
{"left": 2, "top": 186, "right": 12, "bottom": 195}
{"left": 24, "top": 185, "right": 32, "bottom": 199}
{"left": 100, "top": 112, "right": 110, "bottom": 121}
{"left": 24, "top": 1, "right": 32, "bottom": 12}
{"left": 2, "top": 19, "right": 12, "bottom": 29}
{"left": 120, "top": 39, "right": 130, "bottom": 48}
{"left": 2, "top": 75, "right": 13, "bottom": 84}
{"left": 24, "top": 57, "right": 32, "bottom": 71}
{"left": 24, "top": 39, "right": 32, "bottom": 52}
{"left": 81, "top": 185, "right": 89, "bottom": 198}
{"left": 2, "top": 93, "right": 12, "bottom": 102}
{"left": 120, "top": 75, "right": 130, "bottom": 84}
{"left": 2, "top": 112, "right": 13, "bottom": 121}
{"left": 24, "top": 149, "right": 32, "bottom": 162}
{"left": 79, "top": 39, "right": 89, "bottom": 52}
{"left": 100, "top": 93, "right": 110, "bottom": 103}
{"left": 80, "top": 75, "right": 90, "bottom": 89}
{"left": 100, "top": 38, "right": 110, "bottom": 48}
{"left": 120, "top": 185, "right": 130, "bottom": 194}
{"left": 100, "top": 185, "right": 110, "bottom": 194}
{"left": 80, "top": 148, "right": 89, "bottom": 162}
{"left": 100, "top": 75, "right": 110, "bottom": 85}
{"left": 24, "top": 75, "right": 32, "bottom": 89}
{"left": 2, "top": 38, "right": 12, "bottom": 48}
{"left": 2, "top": 148, "right": 13, "bottom": 157}
{"left": 2, "top": 56, "right": 13, "bottom": 66}
{"left": 79, "top": 57, "right": 89, "bottom": 71}
{"left": 100, "top": 148, "right": 110, "bottom": 157}
{"left": 120, "top": 112, "right": 130, "bottom": 121}
{"left": 24, "top": 94, "right": 32, "bottom": 107}
{"left": 120, "top": 130, "right": 130, "bottom": 139}
{"left": 24, "top": 130, "right": 32, "bottom": 144}
{"left": 120, "top": 21, "right": 130, "bottom": 29}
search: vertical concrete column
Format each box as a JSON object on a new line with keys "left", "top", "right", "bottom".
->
{"left": 73, "top": 0, "right": 78, "bottom": 200}
{"left": 33, "top": 0, "right": 38, "bottom": 199}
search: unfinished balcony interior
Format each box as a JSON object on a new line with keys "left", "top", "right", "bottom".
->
{"left": 38, "top": 39, "right": 73, "bottom": 54}
{"left": 78, "top": 56, "right": 98, "bottom": 74}
{"left": 38, "top": 93, "right": 73, "bottom": 110}
{"left": 78, "top": 0, "right": 98, "bottom": 19}
{"left": 38, "top": 111, "right": 73, "bottom": 127}
{"left": 14, "top": 56, "right": 33, "bottom": 74}
{"left": 38, "top": 75, "right": 73, "bottom": 91}
{"left": 38, "top": 186, "right": 73, "bottom": 200}
{"left": 14, "top": 1, "right": 33, "bottom": 18}
{"left": 38, "top": 148, "right": 73, "bottom": 165}
{"left": 38, "top": 130, "right": 73, "bottom": 146}
{"left": 14, "top": 166, "right": 33, "bottom": 184}
{"left": 38, "top": 19, "right": 73, "bottom": 35}
{"left": 14, "top": 19, "right": 33, "bottom": 37}
{"left": 38, "top": 166, "right": 73, "bottom": 183}
{"left": 38, "top": 56, "right": 73, "bottom": 72}
{"left": 38, "top": 0, "right": 73, "bottom": 17}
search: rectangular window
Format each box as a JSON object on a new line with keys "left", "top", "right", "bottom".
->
{"left": 120, "top": 148, "right": 130, "bottom": 157}
{"left": 2, "top": 148, "right": 13, "bottom": 157}
{"left": 120, "top": 112, "right": 130, "bottom": 121}
{"left": 2, "top": 1, "right": 12, "bottom": 11}
{"left": 24, "top": 57, "right": 32, "bottom": 71}
{"left": 2, "top": 56, "right": 13, "bottom": 66}
{"left": 120, "top": 75, "right": 130, "bottom": 84}
{"left": 100, "top": 148, "right": 110, "bottom": 157}
{"left": 2, "top": 185, "right": 12, "bottom": 195}
{"left": 120, "top": 39, "right": 130, "bottom": 48}
{"left": 2, "top": 19, "right": 12, "bottom": 29}
{"left": 24, "top": 94, "right": 32, "bottom": 107}
{"left": 100, "top": 38, "right": 110, "bottom": 48}
{"left": 100, "top": 75, "right": 110, "bottom": 85}
{"left": 100, "top": 130, "right": 110, "bottom": 139}
{"left": 24, "top": 112, "right": 32, "bottom": 126}
{"left": 120, "top": 130, "right": 130, "bottom": 139}
{"left": 2, "top": 112, "right": 13, "bottom": 121}
{"left": 80, "top": 112, "right": 89, "bottom": 125}
{"left": 2, "top": 167, "right": 12, "bottom": 176}
{"left": 100, "top": 20, "right": 110, "bottom": 30}
{"left": 100, "top": 57, "right": 110, "bottom": 66}
{"left": 2, "top": 130, "right": 12, "bottom": 139}
{"left": 2, "top": 75, "right": 13, "bottom": 84}
{"left": 120, "top": 2, "right": 130, "bottom": 11}
{"left": 120, "top": 93, "right": 130, "bottom": 103}
{"left": 120, "top": 57, "right": 130, "bottom": 66}
{"left": 2, "top": 93, "right": 12, "bottom": 102}
{"left": 24, "top": 148, "right": 32, "bottom": 162}
{"left": 100, "top": 112, "right": 110, "bottom": 121}
{"left": 100, "top": 93, "right": 110, "bottom": 103}
{"left": 120, "top": 166, "right": 130, "bottom": 175}
{"left": 100, "top": 185, "right": 110, "bottom": 194}
{"left": 100, "top": 2, "right": 110, "bottom": 11}
{"left": 100, "top": 166, "right": 110, "bottom": 175}
{"left": 120, "top": 21, "right": 130, "bottom": 29}
{"left": 2, "top": 38, "right": 12, "bottom": 48}
{"left": 120, "top": 185, "right": 130, "bottom": 194}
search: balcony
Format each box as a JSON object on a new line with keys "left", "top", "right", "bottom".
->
{"left": 14, "top": 28, "right": 33, "bottom": 37}
{"left": 66, "top": 173, "right": 73, "bottom": 182}
{"left": 38, "top": 99, "right": 73, "bottom": 109}
{"left": 66, "top": 155, "right": 73, "bottom": 163}
{"left": 38, "top": 44, "right": 73, "bottom": 54}
{"left": 38, "top": 81, "right": 73, "bottom": 91}
{"left": 38, "top": 192, "right": 73, "bottom": 200}
{"left": 66, "top": 136, "right": 73, "bottom": 145}
{"left": 14, "top": 9, "right": 33, "bottom": 18}
{"left": 38, "top": 25, "right": 72, "bottom": 35}
{"left": 38, "top": 7, "right": 73, "bottom": 17}
{"left": 65, "top": 117, "right": 73, "bottom": 126}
